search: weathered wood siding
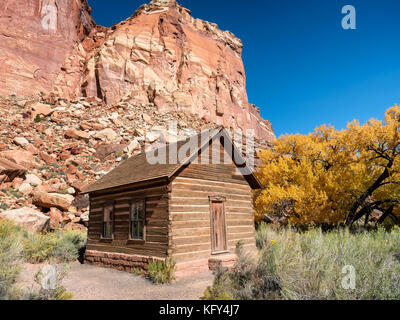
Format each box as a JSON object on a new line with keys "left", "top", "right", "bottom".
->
{"left": 87, "top": 181, "right": 169, "bottom": 258}
{"left": 169, "top": 139, "right": 257, "bottom": 263}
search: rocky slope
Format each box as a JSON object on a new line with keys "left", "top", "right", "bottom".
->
{"left": 0, "top": 95, "right": 270, "bottom": 231}
{"left": 0, "top": 0, "right": 274, "bottom": 141}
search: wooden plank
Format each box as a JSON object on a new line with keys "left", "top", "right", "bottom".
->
{"left": 171, "top": 190, "right": 251, "bottom": 201}
{"left": 171, "top": 235, "right": 211, "bottom": 246}
{"left": 170, "top": 197, "right": 252, "bottom": 206}
{"left": 171, "top": 243, "right": 211, "bottom": 255}
{"left": 171, "top": 213, "right": 209, "bottom": 221}
{"left": 86, "top": 244, "right": 168, "bottom": 258}
{"left": 172, "top": 179, "right": 251, "bottom": 192}
{"left": 171, "top": 250, "right": 213, "bottom": 263}
{"left": 170, "top": 205, "right": 210, "bottom": 213}
{"left": 170, "top": 227, "right": 211, "bottom": 237}
{"left": 91, "top": 186, "right": 168, "bottom": 204}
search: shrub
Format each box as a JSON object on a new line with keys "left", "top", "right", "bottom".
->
{"left": 205, "top": 225, "right": 400, "bottom": 300}
{"left": 148, "top": 259, "right": 176, "bottom": 284}
{"left": 0, "top": 220, "right": 81, "bottom": 300}
{"left": 23, "top": 233, "right": 58, "bottom": 264}
{"left": 49, "top": 230, "right": 87, "bottom": 263}
{"left": 257, "top": 224, "right": 400, "bottom": 300}
{"left": 0, "top": 220, "right": 24, "bottom": 300}
{"left": 34, "top": 115, "right": 43, "bottom": 123}
{"left": 203, "top": 242, "right": 281, "bottom": 300}
{"left": 23, "top": 230, "right": 87, "bottom": 264}
{"left": 0, "top": 203, "right": 10, "bottom": 211}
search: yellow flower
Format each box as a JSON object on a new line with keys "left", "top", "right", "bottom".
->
{"left": 271, "top": 240, "right": 276, "bottom": 245}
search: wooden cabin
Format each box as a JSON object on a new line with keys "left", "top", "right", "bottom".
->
{"left": 83, "top": 127, "right": 262, "bottom": 277}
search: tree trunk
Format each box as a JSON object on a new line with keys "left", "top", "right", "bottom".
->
{"left": 346, "top": 160, "right": 393, "bottom": 226}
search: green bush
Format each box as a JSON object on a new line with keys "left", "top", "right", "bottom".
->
{"left": 203, "top": 242, "right": 281, "bottom": 300}
{"left": 148, "top": 259, "right": 176, "bottom": 284}
{"left": 49, "top": 230, "right": 87, "bottom": 263}
{"left": 0, "top": 203, "right": 10, "bottom": 211}
{"left": 0, "top": 220, "right": 84, "bottom": 300}
{"left": 0, "top": 220, "right": 24, "bottom": 300}
{"left": 23, "top": 230, "right": 87, "bottom": 264}
{"left": 205, "top": 225, "right": 400, "bottom": 300}
{"left": 255, "top": 224, "right": 400, "bottom": 300}
{"left": 23, "top": 233, "right": 58, "bottom": 264}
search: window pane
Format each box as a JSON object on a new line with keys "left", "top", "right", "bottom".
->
{"left": 138, "top": 202, "right": 145, "bottom": 220}
{"left": 130, "top": 201, "right": 145, "bottom": 240}
{"left": 103, "top": 205, "right": 113, "bottom": 238}
{"left": 132, "top": 222, "right": 137, "bottom": 239}
{"left": 104, "top": 222, "right": 112, "bottom": 238}
{"left": 138, "top": 222, "right": 142, "bottom": 239}
{"left": 130, "top": 204, "right": 136, "bottom": 221}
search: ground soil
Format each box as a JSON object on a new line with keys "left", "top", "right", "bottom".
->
{"left": 17, "top": 262, "right": 214, "bottom": 300}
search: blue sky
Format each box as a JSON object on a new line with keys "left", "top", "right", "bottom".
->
{"left": 88, "top": 0, "right": 400, "bottom": 137}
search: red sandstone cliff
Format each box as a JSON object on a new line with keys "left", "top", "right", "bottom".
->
{"left": 0, "top": 0, "right": 274, "bottom": 141}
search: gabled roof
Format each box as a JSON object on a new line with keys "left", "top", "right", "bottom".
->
{"left": 83, "top": 127, "right": 262, "bottom": 194}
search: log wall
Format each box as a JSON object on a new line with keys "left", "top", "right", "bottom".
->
{"left": 87, "top": 181, "right": 170, "bottom": 258}
{"left": 169, "top": 139, "right": 257, "bottom": 264}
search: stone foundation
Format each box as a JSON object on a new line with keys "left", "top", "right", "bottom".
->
{"left": 85, "top": 250, "right": 239, "bottom": 278}
{"left": 208, "top": 254, "right": 238, "bottom": 271}
{"left": 84, "top": 250, "right": 164, "bottom": 275}
{"left": 175, "top": 259, "right": 211, "bottom": 278}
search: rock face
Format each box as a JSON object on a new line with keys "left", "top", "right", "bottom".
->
{"left": 0, "top": 208, "right": 50, "bottom": 233}
{"left": 0, "top": 0, "right": 97, "bottom": 98}
{"left": 0, "top": 0, "right": 274, "bottom": 141}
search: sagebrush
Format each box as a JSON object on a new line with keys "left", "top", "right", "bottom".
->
{"left": 0, "top": 219, "right": 86, "bottom": 300}
{"left": 204, "top": 225, "right": 400, "bottom": 300}
{"left": 148, "top": 259, "right": 176, "bottom": 284}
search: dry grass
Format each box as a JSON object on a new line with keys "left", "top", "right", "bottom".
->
{"left": 205, "top": 225, "right": 400, "bottom": 300}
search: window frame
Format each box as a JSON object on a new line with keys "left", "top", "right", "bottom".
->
{"left": 101, "top": 201, "right": 115, "bottom": 240}
{"left": 129, "top": 198, "right": 146, "bottom": 242}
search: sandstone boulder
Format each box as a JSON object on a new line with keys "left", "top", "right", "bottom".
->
{"left": 0, "top": 158, "right": 26, "bottom": 183}
{"left": 0, "top": 150, "right": 36, "bottom": 169}
{"left": 0, "top": 208, "right": 50, "bottom": 233}
{"left": 49, "top": 207, "right": 63, "bottom": 230}
{"left": 65, "top": 128, "right": 90, "bottom": 141}
{"left": 18, "top": 183, "right": 33, "bottom": 195}
{"left": 30, "top": 103, "right": 54, "bottom": 119}
{"left": 25, "top": 174, "right": 42, "bottom": 186}
{"left": 39, "top": 152, "right": 57, "bottom": 164}
{"left": 95, "top": 128, "right": 118, "bottom": 141}
{"left": 94, "top": 143, "right": 127, "bottom": 161}
{"left": 32, "top": 192, "right": 74, "bottom": 212}
{"left": 13, "top": 137, "right": 30, "bottom": 147}
{"left": 64, "top": 222, "right": 87, "bottom": 232}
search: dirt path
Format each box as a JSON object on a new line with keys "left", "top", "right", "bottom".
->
{"left": 18, "top": 262, "right": 214, "bottom": 300}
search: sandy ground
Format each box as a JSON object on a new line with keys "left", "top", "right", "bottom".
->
{"left": 17, "top": 262, "right": 214, "bottom": 300}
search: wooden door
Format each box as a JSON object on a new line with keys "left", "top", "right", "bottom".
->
{"left": 210, "top": 199, "right": 228, "bottom": 254}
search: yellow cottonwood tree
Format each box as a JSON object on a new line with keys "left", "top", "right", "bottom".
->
{"left": 255, "top": 106, "right": 400, "bottom": 226}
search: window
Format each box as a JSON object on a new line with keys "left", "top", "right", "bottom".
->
{"left": 130, "top": 200, "right": 146, "bottom": 240}
{"left": 102, "top": 204, "right": 114, "bottom": 239}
